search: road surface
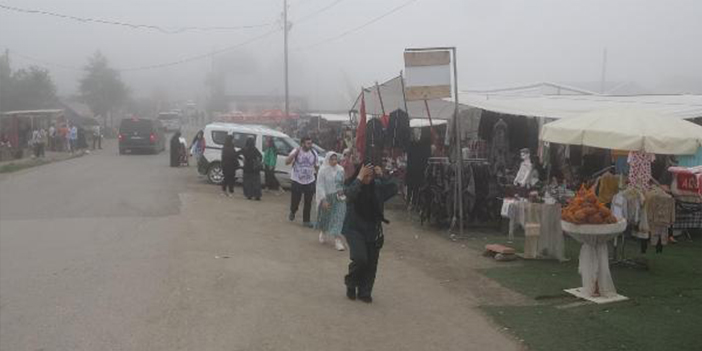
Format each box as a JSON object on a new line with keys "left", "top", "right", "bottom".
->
{"left": 0, "top": 142, "right": 521, "bottom": 351}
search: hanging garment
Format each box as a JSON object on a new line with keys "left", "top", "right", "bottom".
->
{"left": 645, "top": 188, "right": 676, "bottom": 245}
{"left": 628, "top": 151, "right": 656, "bottom": 191}
{"left": 364, "top": 118, "right": 385, "bottom": 165}
{"left": 597, "top": 173, "right": 619, "bottom": 204}
{"left": 356, "top": 94, "right": 368, "bottom": 161}
{"left": 385, "top": 109, "right": 411, "bottom": 150}
{"left": 489, "top": 119, "right": 509, "bottom": 175}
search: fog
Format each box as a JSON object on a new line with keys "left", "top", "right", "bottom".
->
{"left": 2, "top": 0, "right": 701, "bottom": 111}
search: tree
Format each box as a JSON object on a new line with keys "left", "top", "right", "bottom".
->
{"left": 78, "top": 51, "right": 128, "bottom": 125}
{"left": 0, "top": 52, "right": 57, "bottom": 111}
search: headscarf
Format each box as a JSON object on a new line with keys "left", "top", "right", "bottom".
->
{"left": 316, "top": 152, "right": 344, "bottom": 207}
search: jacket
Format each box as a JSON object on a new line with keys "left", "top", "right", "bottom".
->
{"left": 342, "top": 177, "right": 398, "bottom": 242}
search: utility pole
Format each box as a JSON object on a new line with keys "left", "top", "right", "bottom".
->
{"left": 283, "top": 0, "right": 290, "bottom": 118}
{"left": 600, "top": 48, "right": 608, "bottom": 94}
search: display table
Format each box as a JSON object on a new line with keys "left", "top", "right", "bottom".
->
{"left": 562, "top": 219, "right": 628, "bottom": 302}
{"left": 503, "top": 200, "right": 566, "bottom": 261}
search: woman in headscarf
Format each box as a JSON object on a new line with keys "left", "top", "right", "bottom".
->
{"left": 170, "top": 131, "right": 182, "bottom": 167}
{"left": 221, "top": 135, "right": 240, "bottom": 196}
{"left": 242, "top": 137, "right": 263, "bottom": 201}
{"left": 263, "top": 137, "right": 281, "bottom": 192}
{"left": 315, "top": 152, "right": 347, "bottom": 251}
{"left": 342, "top": 163, "right": 398, "bottom": 303}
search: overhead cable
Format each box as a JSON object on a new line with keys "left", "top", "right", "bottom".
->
{"left": 292, "top": 0, "right": 418, "bottom": 51}
{"left": 0, "top": 3, "right": 273, "bottom": 34}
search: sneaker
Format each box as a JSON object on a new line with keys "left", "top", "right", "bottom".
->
{"left": 289, "top": 212, "right": 295, "bottom": 221}
{"left": 227, "top": 193, "right": 233, "bottom": 198}
{"left": 303, "top": 222, "right": 314, "bottom": 229}
{"left": 335, "top": 238, "right": 346, "bottom": 251}
{"left": 318, "top": 232, "right": 325, "bottom": 244}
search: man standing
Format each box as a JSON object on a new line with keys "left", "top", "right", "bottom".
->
{"left": 286, "top": 136, "right": 318, "bottom": 228}
{"left": 69, "top": 124, "right": 78, "bottom": 153}
{"left": 48, "top": 124, "right": 56, "bottom": 151}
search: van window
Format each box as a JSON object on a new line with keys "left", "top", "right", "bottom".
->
{"left": 158, "top": 113, "right": 179, "bottom": 121}
{"left": 211, "top": 130, "right": 256, "bottom": 148}
{"left": 120, "top": 119, "right": 153, "bottom": 134}
{"left": 272, "top": 137, "right": 295, "bottom": 156}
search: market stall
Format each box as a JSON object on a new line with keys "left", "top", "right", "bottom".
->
{"left": 541, "top": 108, "right": 702, "bottom": 302}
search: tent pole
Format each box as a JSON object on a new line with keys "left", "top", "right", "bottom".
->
{"left": 400, "top": 71, "right": 409, "bottom": 114}
{"left": 452, "top": 47, "right": 463, "bottom": 236}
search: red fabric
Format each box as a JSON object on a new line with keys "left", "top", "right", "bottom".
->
{"left": 355, "top": 94, "right": 367, "bottom": 162}
{"left": 380, "top": 114, "right": 389, "bottom": 128}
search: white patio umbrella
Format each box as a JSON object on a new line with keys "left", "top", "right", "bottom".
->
{"left": 540, "top": 108, "right": 702, "bottom": 155}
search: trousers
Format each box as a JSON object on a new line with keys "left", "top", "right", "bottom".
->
{"left": 222, "top": 174, "right": 236, "bottom": 193}
{"left": 264, "top": 168, "right": 280, "bottom": 190}
{"left": 344, "top": 232, "right": 382, "bottom": 298}
{"left": 290, "top": 181, "right": 315, "bottom": 223}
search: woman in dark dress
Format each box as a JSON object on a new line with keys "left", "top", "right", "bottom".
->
{"left": 342, "top": 164, "right": 398, "bottom": 303}
{"left": 170, "top": 132, "right": 182, "bottom": 167}
{"left": 242, "top": 137, "right": 263, "bottom": 200}
{"left": 221, "top": 135, "right": 240, "bottom": 196}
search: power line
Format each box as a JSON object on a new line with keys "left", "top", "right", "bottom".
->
{"left": 119, "top": 28, "right": 282, "bottom": 72}
{"left": 295, "top": 0, "right": 347, "bottom": 24}
{"left": 292, "top": 0, "right": 418, "bottom": 51}
{"left": 0, "top": 2, "right": 273, "bottom": 34}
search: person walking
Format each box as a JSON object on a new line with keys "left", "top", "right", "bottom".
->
{"left": 315, "top": 152, "right": 347, "bottom": 251}
{"left": 286, "top": 136, "right": 318, "bottom": 228}
{"left": 263, "top": 138, "right": 281, "bottom": 193}
{"left": 38, "top": 128, "right": 47, "bottom": 157}
{"left": 242, "top": 137, "right": 262, "bottom": 201}
{"left": 91, "top": 125, "right": 102, "bottom": 150}
{"left": 68, "top": 124, "right": 78, "bottom": 153}
{"left": 48, "top": 125, "right": 56, "bottom": 151}
{"left": 31, "top": 129, "right": 41, "bottom": 158}
{"left": 170, "top": 132, "right": 182, "bottom": 167}
{"left": 342, "top": 164, "right": 398, "bottom": 303}
{"left": 220, "top": 135, "right": 240, "bottom": 196}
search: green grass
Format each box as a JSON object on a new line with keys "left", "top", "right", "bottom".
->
{"left": 0, "top": 158, "right": 50, "bottom": 173}
{"left": 467, "top": 229, "right": 702, "bottom": 351}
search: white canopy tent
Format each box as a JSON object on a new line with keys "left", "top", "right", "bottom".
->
{"left": 460, "top": 92, "right": 702, "bottom": 120}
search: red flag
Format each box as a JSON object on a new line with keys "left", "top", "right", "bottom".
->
{"left": 356, "top": 93, "right": 367, "bottom": 162}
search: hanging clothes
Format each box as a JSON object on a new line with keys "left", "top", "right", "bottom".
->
{"left": 645, "top": 188, "right": 676, "bottom": 246}
{"left": 364, "top": 118, "right": 385, "bottom": 165}
{"left": 489, "top": 119, "right": 509, "bottom": 176}
{"left": 597, "top": 173, "right": 619, "bottom": 204}
{"left": 628, "top": 151, "right": 656, "bottom": 192}
{"left": 385, "top": 109, "right": 411, "bottom": 150}
{"left": 678, "top": 146, "right": 702, "bottom": 167}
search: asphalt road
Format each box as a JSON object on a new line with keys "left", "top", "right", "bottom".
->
{"left": 0, "top": 142, "right": 521, "bottom": 351}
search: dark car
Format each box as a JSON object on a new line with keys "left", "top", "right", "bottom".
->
{"left": 118, "top": 118, "right": 166, "bottom": 155}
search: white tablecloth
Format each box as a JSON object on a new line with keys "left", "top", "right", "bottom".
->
{"left": 504, "top": 200, "right": 566, "bottom": 261}
{"left": 562, "top": 220, "right": 627, "bottom": 298}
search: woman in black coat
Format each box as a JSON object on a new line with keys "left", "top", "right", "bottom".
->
{"left": 342, "top": 164, "right": 398, "bottom": 303}
{"left": 221, "top": 135, "right": 240, "bottom": 196}
{"left": 170, "top": 132, "right": 182, "bottom": 167}
{"left": 241, "top": 137, "right": 263, "bottom": 200}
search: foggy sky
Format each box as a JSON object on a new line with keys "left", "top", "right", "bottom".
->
{"left": 1, "top": 0, "right": 701, "bottom": 111}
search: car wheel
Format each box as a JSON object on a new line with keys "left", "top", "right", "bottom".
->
{"left": 207, "top": 162, "right": 224, "bottom": 185}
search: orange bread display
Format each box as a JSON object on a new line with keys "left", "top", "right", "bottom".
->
{"left": 562, "top": 185, "right": 618, "bottom": 225}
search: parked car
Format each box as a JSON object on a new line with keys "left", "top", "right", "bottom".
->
{"left": 198, "top": 123, "right": 325, "bottom": 186}
{"left": 157, "top": 112, "right": 182, "bottom": 132}
{"left": 118, "top": 118, "right": 166, "bottom": 155}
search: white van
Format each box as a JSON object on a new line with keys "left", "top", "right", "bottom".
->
{"left": 198, "top": 123, "right": 324, "bottom": 186}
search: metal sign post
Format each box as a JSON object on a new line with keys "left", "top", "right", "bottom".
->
{"left": 404, "top": 47, "right": 463, "bottom": 235}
